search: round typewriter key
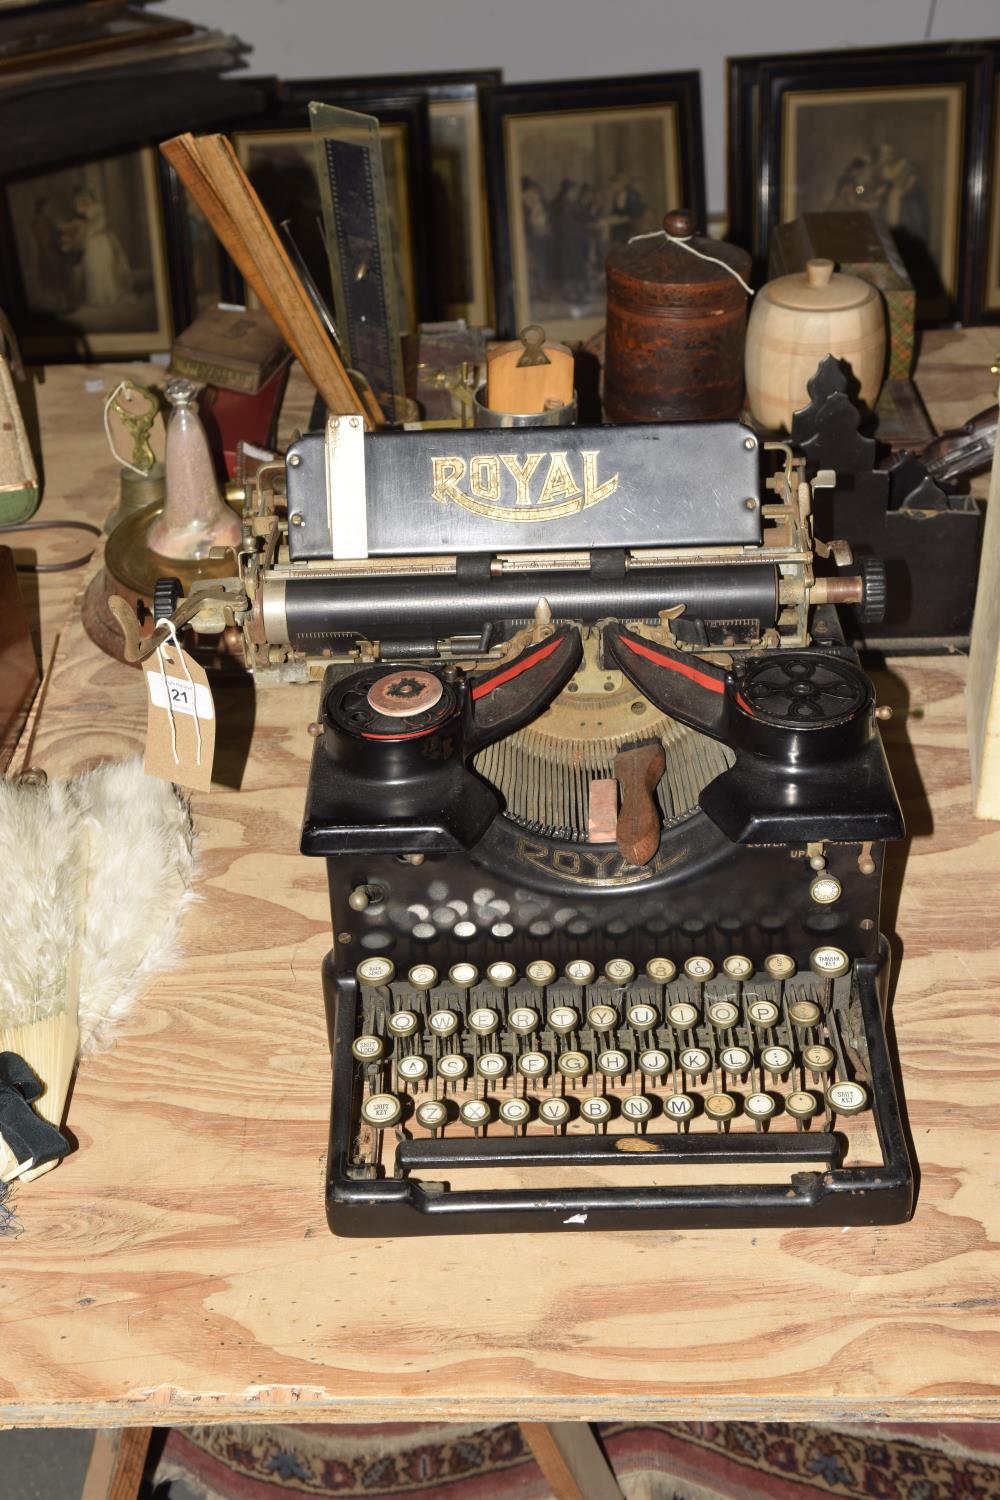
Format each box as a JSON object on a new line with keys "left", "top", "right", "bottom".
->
{"left": 707, "top": 1001, "right": 740, "bottom": 1029}
{"left": 517, "top": 1051, "right": 548, "bottom": 1077}
{"left": 588, "top": 1004, "right": 618, "bottom": 1031}
{"left": 565, "top": 959, "right": 596, "bottom": 986}
{"left": 802, "top": 1043, "right": 836, "bottom": 1074}
{"left": 356, "top": 956, "right": 395, "bottom": 987}
{"left": 789, "top": 999, "right": 822, "bottom": 1029}
{"left": 416, "top": 1099, "right": 448, "bottom": 1131}
{"left": 597, "top": 1049, "right": 629, "bottom": 1077}
{"left": 810, "top": 945, "right": 850, "bottom": 978}
{"left": 604, "top": 957, "right": 636, "bottom": 985}
{"left": 764, "top": 953, "right": 796, "bottom": 980}
{"left": 667, "top": 1002, "right": 698, "bottom": 1029}
{"left": 723, "top": 954, "right": 754, "bottom": 981}
{"left": 351, "top": 1034, "right": 383, "bottom": 1062}
{"left": 581, "top": 1095, "right": 612, "bottom": 1124}
{"left": 486, "top": 960, "right": 517, "bottom": 988}
{"left": 558, "top": 1050, "right": 589, "bottom": 1078}
{"left": 398, "top": 1055, "right": 429, "bottom": 1083}
{"left": 810, "top": 874, "right": 842, "bottom": 906}
{"left": 639, "top": 1048, "right": 669, "bottom": 1077}
{"left": 663, "top": 1092, "right": 695, "bottom": 1122}
{"left": 526, "top": 960, "right": 557, "bottom": 987}
{"left": 460, "top": 1099, "right": 491, "bottom": 1128}
{"left": 745, "top": 1092, "right": 777, "bottom": 1122}
{"left": 679, "top": 1046, "right": 710, "bottom": 1074}
{"left": 646, "top": 957, "right": 677, "bottom": 983}
{"left": 428, "top": 1008, "right": 459, "bottom": 1037}
{"left": 437, "top": 1053, "right": 469, "bottom": 1080}
{"left": 826, "top": 1080, "right": 868, "bottom": 1115}
{"left": 622, "top": 1094, "right": 653, "bottom": 1123}
{"left": 476, "top": 1051, "right": 508, "bottom": 1079}
{"left": 509, "top": 1007, "right": 539, "bottom": 1034}
{"left": 468, "top": 1007, "right": 500, "bottom": 1035}
{"left": 539, "top": 1096, "right": 571, "bottom": 1126}
{"left": 747, "top": 999, "right": 780, "bottom": 1028}
{"left": 548, "top": 1006, "right": 579, "bottom": 1034}
{"left": 500, "top": 1097, "right": 530, "bottom": 1126}
{"left": 762, "top": 1045, "right": 793, "bottom": 1075}
{"left": 720, "top": 1045, "right": 752, "bottom": 1074}
{"left": 785, "top": 1090, "right": 819, "bottom": 1120}
{"left": 407, "top": 963, "right": 438, "bottom": 990}
{"left": 387, "top": 1010, "right": 419, "bottom": 1037}
{"left": 448, "top": 962, "right": 479, "bottom": 988}
{"left": 361, "top": 1093, "right": 401, "bottom": 1127}
{"left": 684, "top": 955, "right": 715, "bottom": 982}
{"left": 705, "top": 1092, "right": 737, "bottom": 1122}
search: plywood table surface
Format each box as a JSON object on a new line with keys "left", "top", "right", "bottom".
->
{"left": 1, "top": 361, "right": 998, "bottom": 1430}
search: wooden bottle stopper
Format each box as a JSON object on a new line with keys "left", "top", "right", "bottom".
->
{"left": 485, "top": 324, "right": 574, "bottom": 415}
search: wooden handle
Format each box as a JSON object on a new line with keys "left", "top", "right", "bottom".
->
{"left": 614, "top": 740, "right": 666, "bottom": 867}
{"left": 806, "top": 258, "right": 835, "bottom": 287}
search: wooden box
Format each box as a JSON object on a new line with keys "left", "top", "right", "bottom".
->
{"left": 0, "top": 545, "right": 38, "bottom": 770}
{"left": 170, "top": 306, "right": 288, "bottom": 395}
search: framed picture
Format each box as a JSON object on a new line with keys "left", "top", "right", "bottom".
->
{"left": 159, "top": 161, "right": 233, "bottom": 335}
{"left": 979, "top": 61, "right": 1000, "bottom": 318}
{"left": 0, "top": 145, "right": 172, "bottom": 358}
{"left": 290, "top": 71, "right": 501, "bottom": 327}
{"left": 481, "top": 73, "right": 705, "bottom": 342}
{"left": 729, "top": 46, "right": 992, "bottom": 325}
{"left": 233, "top": 82, "right": 433, "bottom": 334}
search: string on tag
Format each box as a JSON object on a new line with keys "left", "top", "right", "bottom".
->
{"left": 102, "top": 381, "right": 148, "bottom": 476}
{"left": 155, "top": 618, "right": 202, "bottom": 768}
{"left": 628, "top": 229, "right": 755, "bottom": 297}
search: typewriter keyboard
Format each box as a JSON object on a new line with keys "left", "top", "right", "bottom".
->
{"left": 344, "top": 948, "right": 879, "bottom": 1172}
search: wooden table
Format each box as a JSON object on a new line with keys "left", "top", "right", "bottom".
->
{"left": 1, "top": 347, "right": 998, "bottom": 1433}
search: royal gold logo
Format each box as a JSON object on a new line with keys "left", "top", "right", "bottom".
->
{"left": 513, "top": 836, "right": 688, "bottom": 885}
{"left": 431, "top": 449, "right": 619, "bottom": 522}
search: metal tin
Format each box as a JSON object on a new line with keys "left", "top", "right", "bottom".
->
{"left": 603, "top": 209, "right": 751, "bottom": 424}
{"left": 472, "top": 387, "right": 577, "bottom": 429}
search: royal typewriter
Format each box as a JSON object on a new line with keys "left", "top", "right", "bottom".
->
{"left": 132, "top": 416, "right": 912, "bottom": 1236}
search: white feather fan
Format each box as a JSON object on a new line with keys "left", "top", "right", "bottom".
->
{"left": 0, "top": 759, "right": 195, "bottom": 1181}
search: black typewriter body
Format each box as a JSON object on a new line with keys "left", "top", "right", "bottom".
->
{"left": 277, "top": 419, "right": 913, "bottom": 1236}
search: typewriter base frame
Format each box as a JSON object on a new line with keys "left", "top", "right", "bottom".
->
{"left": 321, "top": 940, "right": 913, "bottom": 1238}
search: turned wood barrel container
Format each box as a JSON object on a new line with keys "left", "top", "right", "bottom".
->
{"left": 745, "top": 257, "right": 887, "bottom": 432}
{"left": 603, "top": 209, "right": 751, "bottom": 423}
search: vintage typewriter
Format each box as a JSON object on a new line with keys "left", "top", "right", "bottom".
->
{"left": 140, "top": 416, "right": 913, "bottom": 1236}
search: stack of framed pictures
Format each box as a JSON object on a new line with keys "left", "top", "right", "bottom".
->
{"left": 727, "top": 41, "right": 1000, "bottom": 325}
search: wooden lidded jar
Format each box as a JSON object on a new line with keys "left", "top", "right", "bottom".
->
{"left": 744, "top": 257, "right": 887, "bottom": 432}
{"left": 603, "top": 208, "right": 751, "bottom": 423}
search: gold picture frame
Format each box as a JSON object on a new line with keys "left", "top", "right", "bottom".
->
{"left": 779, "top": 81, "right": 966, "bottom": 323}
{"left": 985, "top": 77, "right": 1000, "bottom": 314}
{"left": 428, "top": 95, "right": 492, "bottom": 326}
{"left": 2, "top": 146, "right": 172, "bottom": 358}
{"left": 234, "top": 125, "right": 419, "bottom": 334}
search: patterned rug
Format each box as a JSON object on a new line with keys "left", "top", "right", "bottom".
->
{"left": 156, "top": 1419, "right": 1000, "bottom": 1500}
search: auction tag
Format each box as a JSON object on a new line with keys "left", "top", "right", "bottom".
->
{"left": 142, "top": 642, "right": 216, "bottom": 792}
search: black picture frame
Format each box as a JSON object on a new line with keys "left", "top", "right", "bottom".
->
{"left": 727, "top": 44, "right": 992, "bottom": 326}
{"left": 222, "top": 77, "right": 433, "bottom": 334}
{"left": 480, "top": 72, "right": 706, "bottom": 341}
{"left": 303, "top": 70, "right": 502, "bottom": 326}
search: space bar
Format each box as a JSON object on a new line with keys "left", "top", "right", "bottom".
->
{"left": 396, "top": 1131, "right": 843, "bottom": 1172}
